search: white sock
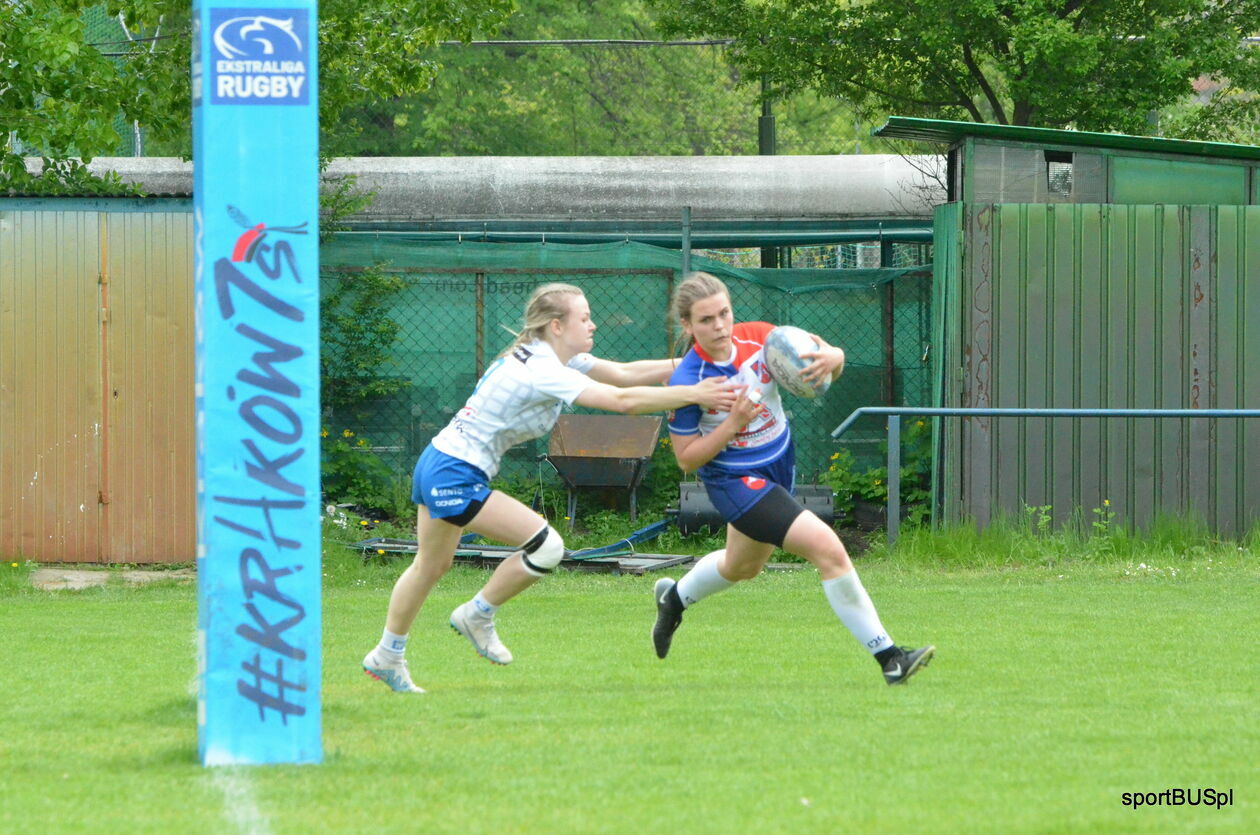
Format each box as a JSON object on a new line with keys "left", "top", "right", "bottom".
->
{"left": 377, "top": 628, "right": 408, "bottom": 659}
{"left": 821, "top": 571, "right": 893, "bottom": 654}
{"left": 470, "top": 592, "right": 498, "bottom": 618}
{"left": 675, "top": 550, "right": 734, "bottom": 608}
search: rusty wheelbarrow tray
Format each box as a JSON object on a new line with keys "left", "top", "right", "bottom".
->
{"left": 544, "top": 414, "right": 662, "bottom": 527}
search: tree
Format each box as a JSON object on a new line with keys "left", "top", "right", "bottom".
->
{"left": 1, "top": 2, "right": 172, "bottom": 191}
{"left": 341, "top": 0, "right": 887, "bottom": 156}
{"left": 649, "top": 0, "right": 1260, "bottom": 137}
{"left": 0, "top": 0, "right": 515, "bottom": 191}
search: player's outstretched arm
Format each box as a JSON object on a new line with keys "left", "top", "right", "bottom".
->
{"left": 574, "top": 376, "right": 736, "bottom": 415}
{"left": 582, "top": 357, "right": 679, "bottom": 387}
{"left": 669, "top": 389, "right": 763, "bottom": 473}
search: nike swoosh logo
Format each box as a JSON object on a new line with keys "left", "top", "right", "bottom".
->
{"left": 886, "top": 664, "right": 901, "bottom": 677}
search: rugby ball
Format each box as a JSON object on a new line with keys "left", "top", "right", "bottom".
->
{"left": 764, "top": 325, "right": 831, "bottom": 399}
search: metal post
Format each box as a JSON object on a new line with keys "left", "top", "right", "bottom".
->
{"left": 887, "top": 415, "right": 901, "bottom": 548}
{"left": 475, "top": 272, "right": 485, "bottom": 378}
{"left": 759, "top": 77, "right": 778, "bottom": 269}
{"left": 758, "top": 89, "right": 777, "bottom": 156}
{"left": 882, "top": 281, "right": 895, "bottom": 405}
{"left": 681, "top": 206, "right": 692, "bottom": 275}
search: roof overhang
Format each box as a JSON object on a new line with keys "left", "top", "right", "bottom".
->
{"left": 874, "top": 117, "right": 1260, "bottom": 162}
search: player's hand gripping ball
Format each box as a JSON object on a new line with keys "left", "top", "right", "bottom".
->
{"left": 764, "top": 325, "right": 832, "bottom": 399}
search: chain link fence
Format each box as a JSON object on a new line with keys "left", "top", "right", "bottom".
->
{"left": 696, "top": 243, "right": 933, "bottom": 271}
{"left": 321, "top": 238, "right": 932, "bottom": 497}
{"left": 10, "top": 7, "right": 138, "bottom": 156}
{"left": 84, "top": 6, "right": 146, "bottom": 156}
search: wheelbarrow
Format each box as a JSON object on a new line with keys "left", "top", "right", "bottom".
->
{"left": 544, "top": 414, "right": 662, "bottom": 528}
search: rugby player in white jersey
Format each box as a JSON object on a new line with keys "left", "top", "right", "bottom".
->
{"left": 363, "top": 282, "right": 738, "bottom": 693}
{"left": 652, "top": 272, "right": 934, "bottom": 685}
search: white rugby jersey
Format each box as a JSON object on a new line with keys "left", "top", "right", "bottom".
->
{"left": 431, "top": 341, "right": 596, "bottom": 478}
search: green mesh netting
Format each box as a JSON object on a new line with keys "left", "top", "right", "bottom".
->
{"left": 320, "top": 237, "right": 932, "bottom": 485}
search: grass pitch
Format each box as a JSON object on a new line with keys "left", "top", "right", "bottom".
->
{"left": 2, "top": 552, "right": 1257, "bottom": 833}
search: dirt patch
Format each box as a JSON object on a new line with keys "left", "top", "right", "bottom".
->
{"left": 31, "top": 567, "right": 195, "bottom": 591}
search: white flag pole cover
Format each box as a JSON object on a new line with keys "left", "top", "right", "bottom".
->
{"left": 192, "top": 1, "right": 322, "bottom": 766}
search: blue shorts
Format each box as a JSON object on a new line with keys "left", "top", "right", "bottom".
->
{"left": 411, "top": 445, "right": 492, "bottom": 522}
{"left": 700, "top": 447, "right": 797, "bottom": 523}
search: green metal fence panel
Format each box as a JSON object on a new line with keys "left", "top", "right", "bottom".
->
{"left": 320, "top": 237, "right": 934, "bottom": 486}
{"left": 939, "top": 203, "right": 1260, "bottom": 536}
{"left": 1110, "top": 157, "right": 1249, "bottom": 205}
{"left": 929, "top": 202, "right": 964, "bottom": 525}
{"left": 1215, "top": 207, "right": 1260, "bottom": 529}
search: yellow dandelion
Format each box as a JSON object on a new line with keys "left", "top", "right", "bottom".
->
{"left": 320, "top": 428, "right": 329, "bottom": 438}
{"left": 356, "top": 438, "right": 368, "bottom": 448}
{"left": 376, "top": 549, "right": 385, "bottom": 555}
{"left": 9, "top": 562, "right": 17, "bottom": 568}
{"left": 830, "top": 452, "right": 841, "bottom": 460}
{"left": 360, "top": 520, "right": 369, "bottom": 526}
{"left": 1103, "top": 499, "right": 1110, "bottom": 507}
{"left": 343, "top": 429, "right": 354, "bottom": 438}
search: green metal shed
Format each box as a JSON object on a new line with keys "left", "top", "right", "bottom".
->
{"left": 881, "top": 116, "right": 1260, "bottom": 206}
{"left": 875, "top": 118, "right": 1260, "bottom": 536}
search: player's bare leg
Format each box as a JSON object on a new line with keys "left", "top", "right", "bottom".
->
{"left": 363, "top": 504, "right": 463, "bottom": 693}
{"left": 448, "top": 491, "right": 560, "bottom": 664}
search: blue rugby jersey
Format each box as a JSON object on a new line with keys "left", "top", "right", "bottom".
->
{"left": 667, "top": 321, "right": 791, "bottom": 476}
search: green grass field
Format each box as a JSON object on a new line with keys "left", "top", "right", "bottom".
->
{"left": 2, "top": 548, "right": 1257, "bottom": 833}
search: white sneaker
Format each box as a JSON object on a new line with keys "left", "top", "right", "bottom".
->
{"left": 449, "top": 602, "right": 513, "bottom": 665}
{"left": 362, "top": 649, "right": 426, "bottom": 693}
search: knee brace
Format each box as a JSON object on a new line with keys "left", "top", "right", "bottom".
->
{"left": 520, "top": 524, "right": 565, "bottom": 575}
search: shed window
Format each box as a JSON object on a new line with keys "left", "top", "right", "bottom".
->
{"left": 1044, "top": 150, "right": 1073, "bottom": 197}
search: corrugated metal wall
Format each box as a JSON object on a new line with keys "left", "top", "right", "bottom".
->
{"left": 935, "top": 203, "right": 1260, "bottom": 535}
{"left": 0, "top": 211, "right": 194, "bottom": 563}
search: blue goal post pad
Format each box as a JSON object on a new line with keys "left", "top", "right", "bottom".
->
{"left": 192, "top": 0, "right": 322, "bottom": 766}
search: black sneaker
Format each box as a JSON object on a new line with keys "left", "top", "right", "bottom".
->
{"left": 881, "top": 645, "right": 935, "bottom": 685}
{"left": 652, "top": 577, "right": 685, "bottom": 659}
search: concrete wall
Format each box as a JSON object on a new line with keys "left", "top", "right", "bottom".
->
{"left": 31, "top": 155, "right": 945, "bottom": 223}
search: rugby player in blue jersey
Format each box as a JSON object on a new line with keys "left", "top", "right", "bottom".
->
{"left": 653, "top": 272, "right": 934, "bottom": 685}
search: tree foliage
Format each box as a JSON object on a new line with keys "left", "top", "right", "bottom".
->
{"left": 0, "top": 0, "right": 515, "bottom": 190}
{"left": 343, "top": 0, "right": 878, "bottom": 156}
{"left": 650, "top": 0, "right": 1260, "bottom": 137}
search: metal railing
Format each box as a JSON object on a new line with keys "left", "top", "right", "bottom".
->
{"left": 830, "top": 407, "right": 1260, "bottom": 548}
